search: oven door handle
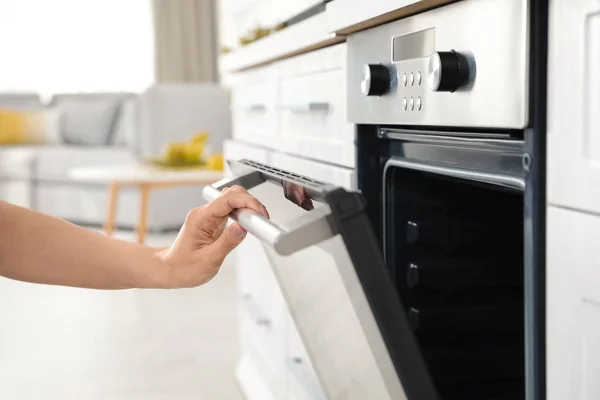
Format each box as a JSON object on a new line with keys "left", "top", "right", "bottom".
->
{"left": 202, "top": 165, "right": 336, "bottom": 256}
{"left": 387, "top": 158, "right": 525, "bottom": 191}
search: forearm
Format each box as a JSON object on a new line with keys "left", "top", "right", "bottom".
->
{"left": 0, "top": 201, "right": 169, "bottom": 289}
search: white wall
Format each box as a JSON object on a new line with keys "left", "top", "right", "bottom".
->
{"left": 0, "top": 0, "right": 154, "bottom": 97}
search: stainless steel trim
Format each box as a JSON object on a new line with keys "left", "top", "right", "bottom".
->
{"left": 385, "top": 157, "right": 526, "bottom": 190}
{"left": 346, "top": 0, "right": 529, "bottom": 128}
{"left": 280, "top": 102, "right": 330, "bottom": 113}
{"left": 202, "top": 170, "right": 336, "bottom": 256}
{"left": 380, "top": 130, "right": 525, "bottom": 150}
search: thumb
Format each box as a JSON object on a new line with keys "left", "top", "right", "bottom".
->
{"left": 208, "top": 222, "right": 247, "bottom": 263}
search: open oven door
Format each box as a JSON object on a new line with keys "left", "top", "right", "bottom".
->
{"left": 204, "top": 160, "right": 440, "bottom": 400}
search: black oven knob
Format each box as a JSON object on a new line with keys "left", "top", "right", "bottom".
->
{"left": 361, "top": 64, "right": 390, "bottom": 96}
{"left": 427, "top": 51, "right": 470, "bottom": 92}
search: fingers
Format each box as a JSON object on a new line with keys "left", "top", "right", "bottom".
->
{"left": 300, "top": 197, "right": 315, "bottom": 211}
{"left": 283, "top": 182, "right": 304, "bottom": 205}
{"left": 211, "top": 218, "right": 227, "bottom": 240}
{"left": 207, "top": 186, "right": 269, "bottom": 219}
{"left": 207, "top": 222, "right": 247, "bottom": 265}
{"left": 282, "top": 182, "right": 314, "bottom": 211}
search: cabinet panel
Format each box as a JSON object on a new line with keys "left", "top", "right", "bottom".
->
{"left": 285, "top": 312, "right": 326, "bottom": 400}
{"left": 276, "top": 44, "right": 354, "bottom": 168}
{"left": 548, "top": 0, "right": 600, "bottom": 214}
{"left": 230, "top": 66, "right": 278, "bottom": 148}
{"left": 547, "top": 206, "right": 600, "bottom": 400}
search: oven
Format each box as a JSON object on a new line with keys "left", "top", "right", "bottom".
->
{"left": 207, "top": 0, "right": 547, "bottom": 399}
{"left": 356, "top": 129, "right": 527, "bottom": 400}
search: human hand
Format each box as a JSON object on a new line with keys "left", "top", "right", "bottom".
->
{"left": 282, "top": 181, "right": 314, "bottom": 211}
{"left": 158, "top": 186, "right": 269, "bottom": 288}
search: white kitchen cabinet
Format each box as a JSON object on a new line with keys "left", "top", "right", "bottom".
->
{"left": 225, "top": 140, "right": 288, "bottom": 400}
{"left": 547, "top": 206, "right": 600, "bottom": 400}
{"left": 285, "top": 312, "right": 326, "bottom": 400}
{"left": 547, "top": 0, "right": 600, "bottom": 215}
{"left": 229, "top": 44, "right": 355, "bottom": 168}
{"left": 229, "top": 65, "right": 278, "bottom": 148}
{"left": 276, "top": 44, "right": 355, "bottom": 168}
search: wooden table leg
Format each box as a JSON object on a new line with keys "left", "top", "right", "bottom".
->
{"left": 105, "top": 182, "right": 119, "bottom": 236}
{"left": 137, "top": 184, "right": 151, "bottom": 244}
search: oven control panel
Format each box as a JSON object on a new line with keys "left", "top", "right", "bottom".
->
{"left": 347, "top": 0, "right": 528, "bottom": 129}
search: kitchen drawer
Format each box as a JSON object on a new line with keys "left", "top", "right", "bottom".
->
{"left": 286, "top": 312, "right": 326, "bottom": 400}
{"left": 239, "top": 323, "right": 287, "bottom": 399}
{"left": 239, "top": 289, "right": 287, "bottom": 374}
{"left": 276, "top": 44, "right": 354, "bottom": 167}
{"left": 234, "top": 234, "right": 279, "bottom": 305}
{"left": 270, "top": 151, "right": 356, "bottom": 189}
{"left": 230, "top": 66, "right": 277, "bottom": 148}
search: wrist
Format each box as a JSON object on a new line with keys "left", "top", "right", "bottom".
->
{"left": 130, "top": 246, "right": 174, "bottom": 289}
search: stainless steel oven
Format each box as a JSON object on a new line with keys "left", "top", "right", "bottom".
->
{"left": 205, "top": 0, "right": 547, "bottom": 399}
{"left": 356, "top": 129, "right": 527, "bottom": 400}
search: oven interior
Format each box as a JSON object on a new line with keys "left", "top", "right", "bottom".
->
{"left": 384, "top": 167, "right": 525, "bottom": 400}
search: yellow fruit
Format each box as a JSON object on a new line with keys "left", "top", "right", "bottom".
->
{"left": 191, "top": 132, "right": 209, "bottom": 145}
{"left": 164, "top": 143, "right": 186, "bottom": 164}
{"left": 207, "top": 154, "right": 224, "bottom": 171}
{"left": 183, "top": 144, "right": 203, "bottom": 163}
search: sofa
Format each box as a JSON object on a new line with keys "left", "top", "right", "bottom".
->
{"left": 0, "top": 84, "right": 231, "bottom": 231}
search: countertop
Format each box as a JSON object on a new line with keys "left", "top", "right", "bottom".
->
{"left": 326, "top": 0, "right": 458, "bottom": 34}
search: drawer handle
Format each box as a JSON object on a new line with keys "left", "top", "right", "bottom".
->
{"left": 237, "top": 104, "right": 266, "bottom": 113}
{"left": 281, "top": 102, "right": 330, "bottom": 113}
{"left": 241, "top": 294, "right": 271, "bottom": 327}
{"left": 287, "top": 357, "right": 325, "bottom": 399}
{"left": 203, "top": 161, "right": 337, "bottom": 256}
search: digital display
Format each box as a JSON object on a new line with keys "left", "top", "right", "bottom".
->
{"left": 392, "top": 28, "right": 435, "bottom": 62}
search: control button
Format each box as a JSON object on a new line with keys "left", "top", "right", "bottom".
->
{"left": 416, "top": 71, "right": 422, "bottom": 85}
{"left": 409, "top": 72, "right": 415, "bottom": 86}
{"left": 409, "top": 97, "right": 415, "bottom": 110}
{"left": 402, "top": 98, "right": 408, "bottom": 111}
{"left": 402, "top": 73, "right": 408, "bottom": 87}
{"left": 361, "top": 64, "right": 390, "bottom": 96}
{"left": 427, "top": 50, "right": 470, "bottom": 92}
{"left": 416, "top": 97, "right": 422, "bottom": 110}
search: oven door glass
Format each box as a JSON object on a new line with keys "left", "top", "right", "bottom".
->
{"left": 204, "top": 160, "right": 440, "bottom": 400}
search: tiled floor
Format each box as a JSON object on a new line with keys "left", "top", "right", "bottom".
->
{"left": 0, "top": 231, "right": 243, "bottom": 400}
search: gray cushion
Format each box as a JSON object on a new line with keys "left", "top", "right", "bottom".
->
{"left": 0, "top": 93, "right": 44, "bottom": 110}
{"left": 58, "top": 99, "right": 120, "bottom": 145}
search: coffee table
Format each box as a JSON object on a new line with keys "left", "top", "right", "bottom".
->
{"left": 69, "top": 164, "right": 223, "bottom": 244}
